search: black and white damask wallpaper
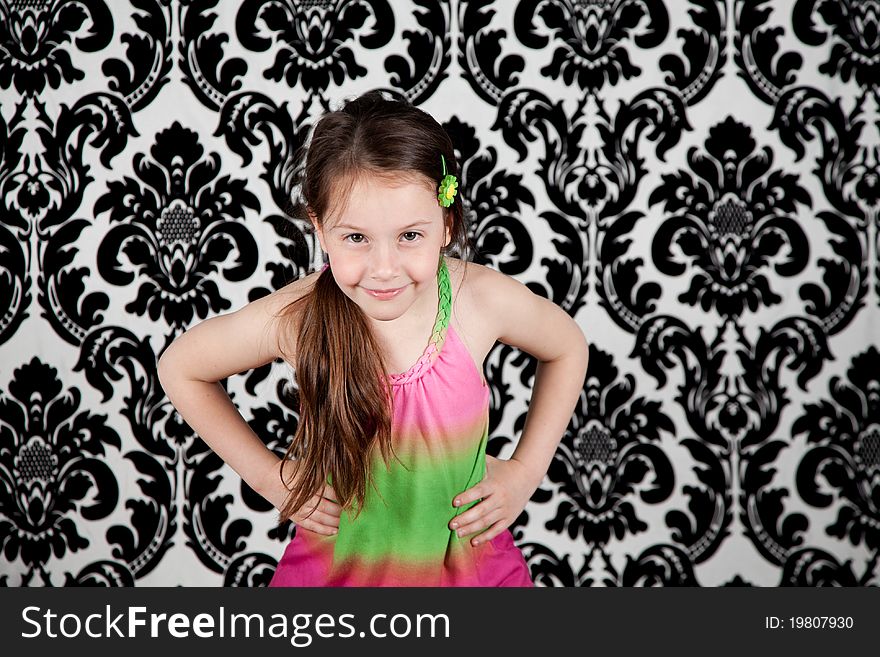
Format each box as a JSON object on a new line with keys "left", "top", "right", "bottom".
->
{"left": 0, "top": 0, "right": 877, "bottom": 587}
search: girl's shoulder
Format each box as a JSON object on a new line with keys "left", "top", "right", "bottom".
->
{"left": 249, "top": 270, "right": 319, "bottom": 327}
{"left": 264, "top": 270, "right": 323, "bottom": 357}
{"left": 443, "top": 256, "right": 524, "bottom": 343}
{"left": 444, "top": 256, "right": 580, "bottom": 359}
{"left": 443, "top": 256, "right": 522, "bottom": 310}
{"left": 273, "top": 270, "right": 322, "bottom": 305}
{"left": 444, "top": 255, "right": 489, "bottom": 288}
{"left": 158, "top": 271, "right": 321, "bottom": 382}
{"left": 443, "top": 256, "right": 481, "bottom": 311}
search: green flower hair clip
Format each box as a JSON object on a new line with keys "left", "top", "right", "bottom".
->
{"left": 437, "top": 154, "right": 458, "bottom": 208}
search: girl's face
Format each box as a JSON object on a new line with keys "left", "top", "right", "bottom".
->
{"left": 312, "top": 173, "right": 451, "bottom": 323}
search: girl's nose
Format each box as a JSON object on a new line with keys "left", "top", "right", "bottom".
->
{"left": 370, "top": 243, "right": 400, "bottom": 279}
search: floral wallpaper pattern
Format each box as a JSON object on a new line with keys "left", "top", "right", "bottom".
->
{"left": 0, "top": 0, "right": 877, "bottom": 587}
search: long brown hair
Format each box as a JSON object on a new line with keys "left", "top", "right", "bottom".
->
{"left": 276, "top": 91, "right": 470, "bottom": 523}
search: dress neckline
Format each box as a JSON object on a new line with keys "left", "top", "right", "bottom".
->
{"left": 387, "top": 258, "right": 451, "bottom": 386}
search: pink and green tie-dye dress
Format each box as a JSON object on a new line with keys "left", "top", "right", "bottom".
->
{"left": 269, "top": 259, "right": 533, "bottom": 587}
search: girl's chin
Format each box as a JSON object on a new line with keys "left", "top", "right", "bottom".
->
{"left": 358, "top": 291, "right": 417, "bottom": 322}
{"left": 359, "top": 305, "right": 411, "bottom": 323}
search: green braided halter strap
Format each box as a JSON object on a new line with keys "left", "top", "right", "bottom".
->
{"left": 387, "top": 258, "right": 451, "bottom": 384}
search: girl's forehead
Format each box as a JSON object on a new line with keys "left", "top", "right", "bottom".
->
{"left": 347, "top": 171, "right": 434, "bottom": 195}
{"left": 326, "top": 173, "right": 443, "bottom": 229}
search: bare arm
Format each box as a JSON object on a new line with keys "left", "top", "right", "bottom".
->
{"left": 156, "top": 290, "right": 293, "bottom": 509}
{"left": 488, "top": 269, "right": 589, "bottom": 485}
{"left": 157, "top": 285, "right": 341, "bottom": 535}
{"left": 449, "top": 266, "right": 589, "bottom": 544}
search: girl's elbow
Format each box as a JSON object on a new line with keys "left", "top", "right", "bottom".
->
{"left": 550, "top": 326, "right": 589, "bottom": 372}
{"left": 156, "top": 330, "right": 191, "bottom": 381}
{"left": 156, "top": 352, "right": 175, "bottom": 390}
{"left": 575, "top": 329, "right": 590, "bottom": 373}
{"left": 156, "top": 344, "right": 186, "bottom": 389}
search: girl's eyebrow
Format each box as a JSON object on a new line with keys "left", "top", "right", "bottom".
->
{"left": 331, "top": 219, "right": 434, "bottom": 232}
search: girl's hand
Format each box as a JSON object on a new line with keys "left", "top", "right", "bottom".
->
{"left": 264, "top": 460, "right": 341, "bottom": 536}
{"left": 448, "top": 455, "right": 538, "bottom": 546}
{"left": 290, "top": 484, "right": 341, "bottom": 536}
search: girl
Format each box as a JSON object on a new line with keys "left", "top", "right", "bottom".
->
{"left": 157, "top": 91, "right": 589, "bottom": 586}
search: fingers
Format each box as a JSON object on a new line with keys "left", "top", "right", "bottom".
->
{"left": 451, "top": 504, "right": 504, "bottom": 542}
{"left": 320, "top": 484, "right": 339, "bottom": 505}
{"left": 471, "top": 519, "right": 507, "bottom": 546}
{"left": 296, "top": 517, "right": 338, "bottom": 536}
{"left": 448, "top": 477, "right": 512, "bottom": 545}
{"left": 451, "top": 482, "right": 488, "bottom": 510}
{"left": 449, "top": 480, "right": 494, "bottom": 531}
{"left": 294, "top": 491, "right": 342, "bottom": 534}
{"left": 316, "top": 496, "right": 342, "bottom": 517}
{"left": 295, "top": 506, "right": 339, "bottom": 528}
{"left": 299, "top": 492, "right": 338, "bottom": 515}
{"left": 449, "top": 496, "right": 493, "bottom": 531}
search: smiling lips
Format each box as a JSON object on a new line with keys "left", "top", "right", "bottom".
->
{"left": 364, "top": 285, "right": 407, "bottom": 300}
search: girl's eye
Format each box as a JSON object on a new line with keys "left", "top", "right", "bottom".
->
{"left": 344, "top": 232, "right": 422, "bottom": 244}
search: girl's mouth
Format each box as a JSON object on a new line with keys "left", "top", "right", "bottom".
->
{"left": 364, "top": 285, "right": 406, "bottom": 300}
